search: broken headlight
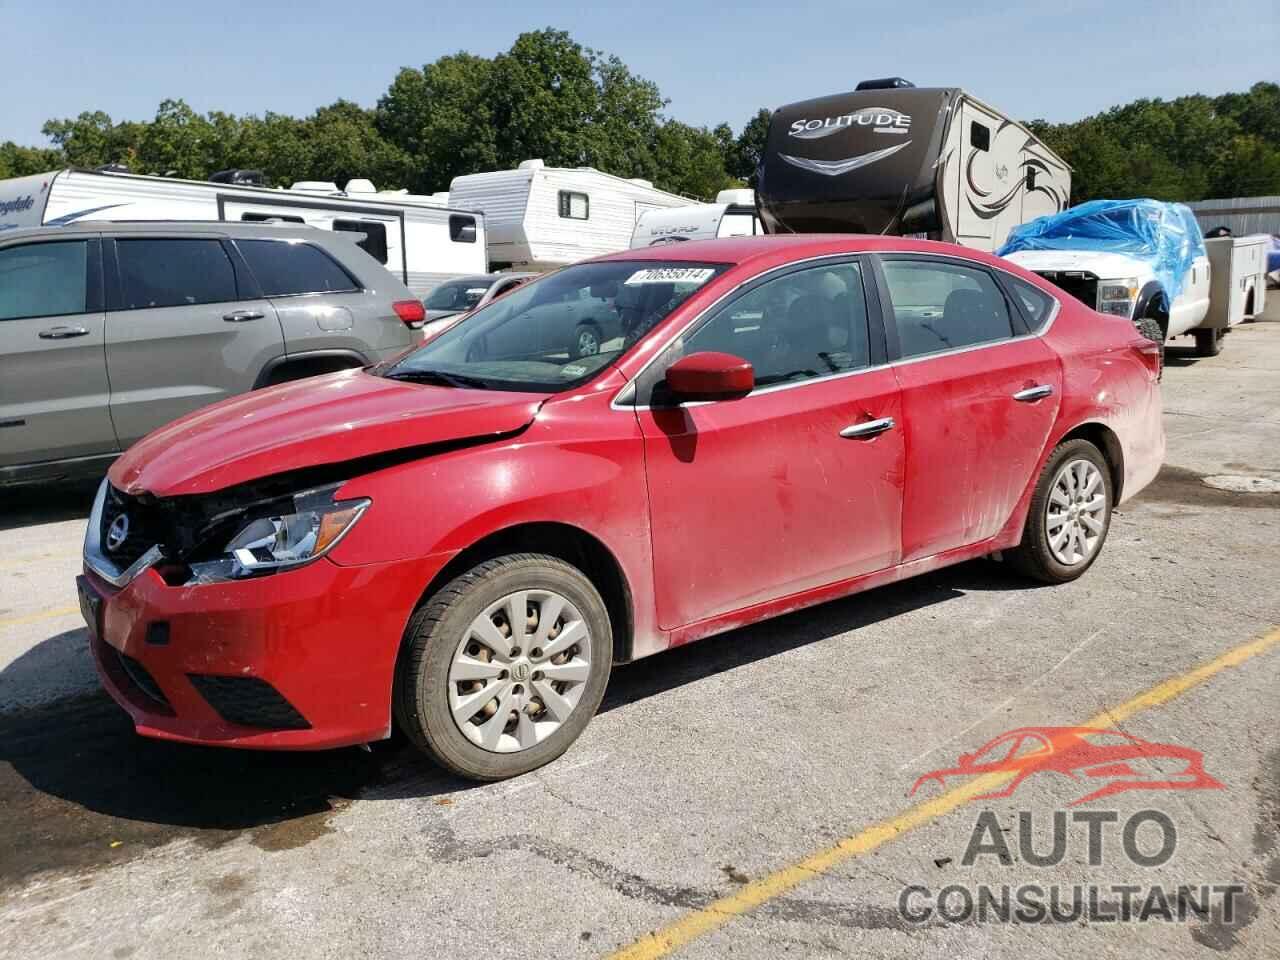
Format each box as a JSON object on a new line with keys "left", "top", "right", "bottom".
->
{"left": 185, "top": 485, "right": 369, "bottom": 584}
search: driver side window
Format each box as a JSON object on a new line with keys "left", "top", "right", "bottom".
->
{"left": 679, "top": 262, "right": 870, "bottom": 389}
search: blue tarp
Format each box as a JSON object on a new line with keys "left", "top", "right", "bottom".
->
{"left": 998, "top": 199, "right": 1208, "bottom": 302}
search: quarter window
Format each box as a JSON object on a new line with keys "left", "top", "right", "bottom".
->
{"left": 1007, "top": 277, "right": 1055, "bottom": 330}
{"left": 676, "top": 262, "right": 871, "bottom": 391}
{"left": 333, "top": 219, "right": 389, "bottom": 264}
{"left": 0, "top": 241, "right": 88, "bottom": 321}
{"left": 235, "top": 239, "right": 360, "bottom": 297}
{"left": 558, "top": 191, "right": 589, "bottom": 220}
{"left": 881, "top": 260, "right": 1013, "bottom": 359}
{"left": 116, "top": 239, "right": 238, "bottom": 310}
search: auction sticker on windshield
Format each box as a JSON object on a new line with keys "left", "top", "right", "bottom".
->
{"left": 624, "top": 267, "right": 716, "bottom": 285}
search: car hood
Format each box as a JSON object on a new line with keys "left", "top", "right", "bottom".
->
{"left": 1002, "top": 250, "right": 1153, "bottom": 280}
{"left": 109, "top": 369, "right": 546, "bottom": 497}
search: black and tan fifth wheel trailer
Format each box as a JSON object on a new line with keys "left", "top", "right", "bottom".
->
{"left": 757, "top": 78, "right": 1072, "bottom": 253}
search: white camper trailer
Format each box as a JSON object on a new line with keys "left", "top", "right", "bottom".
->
{"left": 448, "top": 160, "right": 692, "bottom": 270}
{"left": 0, "top": 169, "right": 486, "bottom": 298}
{"left": 758, "top": 79, "right": 1071, "bottom": 253}
{"left": 630, "top": 189, "right": 763, "bottom": 247}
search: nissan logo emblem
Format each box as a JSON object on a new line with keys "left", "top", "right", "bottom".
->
{"left": 105, "top": 514, "right": 130, "bottom": 553}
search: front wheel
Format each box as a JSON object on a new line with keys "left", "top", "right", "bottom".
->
{"left": 1008, "top": 439, "right": 1113, "bottom": 584}
{"left": 1193, "top": 327, "right": 1223, "bottom": 357}
{"left": 394, "top": 554, "right": 613, "bottom": 780}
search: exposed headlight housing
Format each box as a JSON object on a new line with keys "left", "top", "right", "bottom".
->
{"left": 186, "top": 485, "right": 369, "bottom": 584}
{"left": 1097, "top": 278, "right": 1139, "bottom": 318}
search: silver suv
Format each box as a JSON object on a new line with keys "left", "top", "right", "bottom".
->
{"left": 0, "top": 221, "right": 422, "bottom": 484}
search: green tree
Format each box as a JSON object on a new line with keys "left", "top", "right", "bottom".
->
{"left": 651, "top": 121, "right": 735, "bottom": 199}
{"left": 729, "top": 108, "right": 772, "bottom": 185}
{"left": 0, "top": 142, "right": 62, "bottom": 178}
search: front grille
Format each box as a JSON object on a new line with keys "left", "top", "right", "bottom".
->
{"left": 1034, "top": 271, "right": 1098, "bottom": 310}
{"left": 116, "top": 650, "right": 171, "bottom": 707}
{"left": 100, "top": 485, "right": 166, "bottom": 568}
{"left": 188, "top": 675, "right": 311, "bottom": 730}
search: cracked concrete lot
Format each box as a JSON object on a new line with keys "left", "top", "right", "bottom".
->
{"left": 2, "top": 301, "right": 1279, "bottom": 959}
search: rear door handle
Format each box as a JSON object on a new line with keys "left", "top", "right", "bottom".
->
{"left": 223, "top": 310, "right": 264, "bottom": 323}
{"left": 1013, "top": 385, "right": 1054, "bottom": 402}
{"left": 840, "top": 417, "right": 895, "bottom": 439}
{"left": 38, "top": 325, "right": 89, "bottom": 339}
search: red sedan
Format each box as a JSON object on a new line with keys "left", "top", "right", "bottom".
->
{"left": 78, "top": 236, "right": 1164, "bottom": 780}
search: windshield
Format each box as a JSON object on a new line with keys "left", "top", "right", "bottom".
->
{"left": 425, "top": 279, "right": 491, "bottom": 311}
{"left": 387, "top": 260, "right": 727, "bottom": 392}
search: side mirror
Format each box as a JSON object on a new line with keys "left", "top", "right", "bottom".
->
{"left": 665, "top": 351, "right": 754, "bottom": 401}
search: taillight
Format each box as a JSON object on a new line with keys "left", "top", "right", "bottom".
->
{"left": 1133, "top": 337, "right": 1163, "bottom": 381}
{"left": 393, "top": 300, "right": 426, "bottom": 329}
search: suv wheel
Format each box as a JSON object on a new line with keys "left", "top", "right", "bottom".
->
{"left": 394, "top": 553, "right": 613, "bottom": 780}
{"left": 1008, "top": 439, "right": 1113, "bottom": 584}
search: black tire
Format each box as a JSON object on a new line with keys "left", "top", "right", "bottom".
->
{"left": 1193, "top": 327, "right": 1223, "bottom": 357}
{"left": 573, "top": 323, "right": 602, "bottom": 359}
{"left": 1007, "top": 439, "right": 1114, "bottom": 584}
{"left": 394, "top": 553, "right": 613, "bottom": 781}
{"left": 1133, "top": 315, "right": 1165, "bottom": 380}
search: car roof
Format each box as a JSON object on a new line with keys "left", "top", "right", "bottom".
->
{"left": 591, "top": 234, "right": 1011, "bottom": 270}
{"left": 0, "top": 220, "right": 331, "bottom": 243}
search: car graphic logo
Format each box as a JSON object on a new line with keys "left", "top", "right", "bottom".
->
{"left": 105, "top": 514, "right": 130, "bottom": 553}
{"left": 909, "top": 726, "right": 1224, "bottom": 806}
{"left": 512, "top": 662, "right": 531, "bottom": 682}
{"left": 779, "top": 140, "right": 913, "bottom": 177}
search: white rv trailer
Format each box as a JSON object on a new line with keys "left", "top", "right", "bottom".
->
{"left": 630, "top": 189, "right": 763, "bottom": 248}
{"left": 448, "top": 159, "right": 692, "bottom": 270}
{"left": 757, "top": 79, "right": 1072, "bottom": 253}
{"left": 0, "top": 169, "right": 486, "bottom": 298}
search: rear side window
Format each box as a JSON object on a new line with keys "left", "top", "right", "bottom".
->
{"left": 0, "top": 241, "right": 89, "bottom": 320}
{"left": 333, "top": 219, "right": 389, "bottom": 264}
{"left": 116, "top": 238, "right": 238, "bottom": 310}
{"left": 1007, "top": 277, "right": 1055, "bottom": 330}
{"left": 235, "top": 239, "right": 360, "bottom": 297}
{"left": 881, "top": 259, "right": 1013, "bottom": 359}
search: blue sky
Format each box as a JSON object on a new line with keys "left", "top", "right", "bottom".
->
{"left": 5, "top": 0, "right": 1276, "bottom": 147}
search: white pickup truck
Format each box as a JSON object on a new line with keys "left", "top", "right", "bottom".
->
{"left": 1000, "top": 199, "right": 1229, "bottom": 360}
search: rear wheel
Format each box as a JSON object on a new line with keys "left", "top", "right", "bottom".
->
{"left": 1008, "top": 439, "right": 1113, "bottom": 584}
{"left": 1194, "top": 327, "right": 1223, "bottom": 357}
{"left": 394, "top": 553, "right": 613, "bottom": 781}
{"left": 573, "top": 323, "right": 602, "bottom": 358}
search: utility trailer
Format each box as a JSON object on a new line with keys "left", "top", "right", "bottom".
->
{"left": 0, "top": 168, "right": 486, "bottom": 299}
{"left": 757, "top": 79, "right": 1071, "bottom": 252}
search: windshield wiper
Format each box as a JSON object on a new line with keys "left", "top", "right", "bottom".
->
{"left": 385, "top": 369, "right": 491, "bottom": 389}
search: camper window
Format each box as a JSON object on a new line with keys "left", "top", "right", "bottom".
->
{"left": 558, "top": 191, "right": 589, "bottom": 220}
{"left": 449, "top": 215, "right": 478, "bottom": 243}
{"left": 235, "top": 239, "right": 360, "bottom": 298}
{"left": 116, "top": 239, "right": 239, "bottom": 310}
{"left": 716, "top": 213, "right": 758, "bottom": 238}
{"left": 240, "top": 212, "right": 306, "bottom": 224}
{"left": 970, "top": 121, "right": 991, "bottom": 152}
{"left": 333, "top": 219, "right": 389, "bottom": 264}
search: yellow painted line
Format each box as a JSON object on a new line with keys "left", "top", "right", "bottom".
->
{"left": 607, "top": 626, "right": 1280, "bottom": 960}
{"left": 0, "top": 605, "right": 82, "bottom": 630}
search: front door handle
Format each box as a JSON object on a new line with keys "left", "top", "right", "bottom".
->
{"left": 1013, "top": 384, "right": 1054, "bottom": 402}
{"left": 38, "top": 325, "right": 89, "bottom": 340}
{"left": 223, "top": 310, "right": 264, "bottom": 323}
{"left": 840, "top": 417, "right": 896, "bottom": 439}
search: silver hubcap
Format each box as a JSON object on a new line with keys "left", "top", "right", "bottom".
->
{"left": 448, "top": 590, "right": 592, "bottom": 753}
{"left": 577, "top": 329, "right": 599, "bottom": 355}
{"left": 1046, "top": 458, "right": 1107, "bottom": 566}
